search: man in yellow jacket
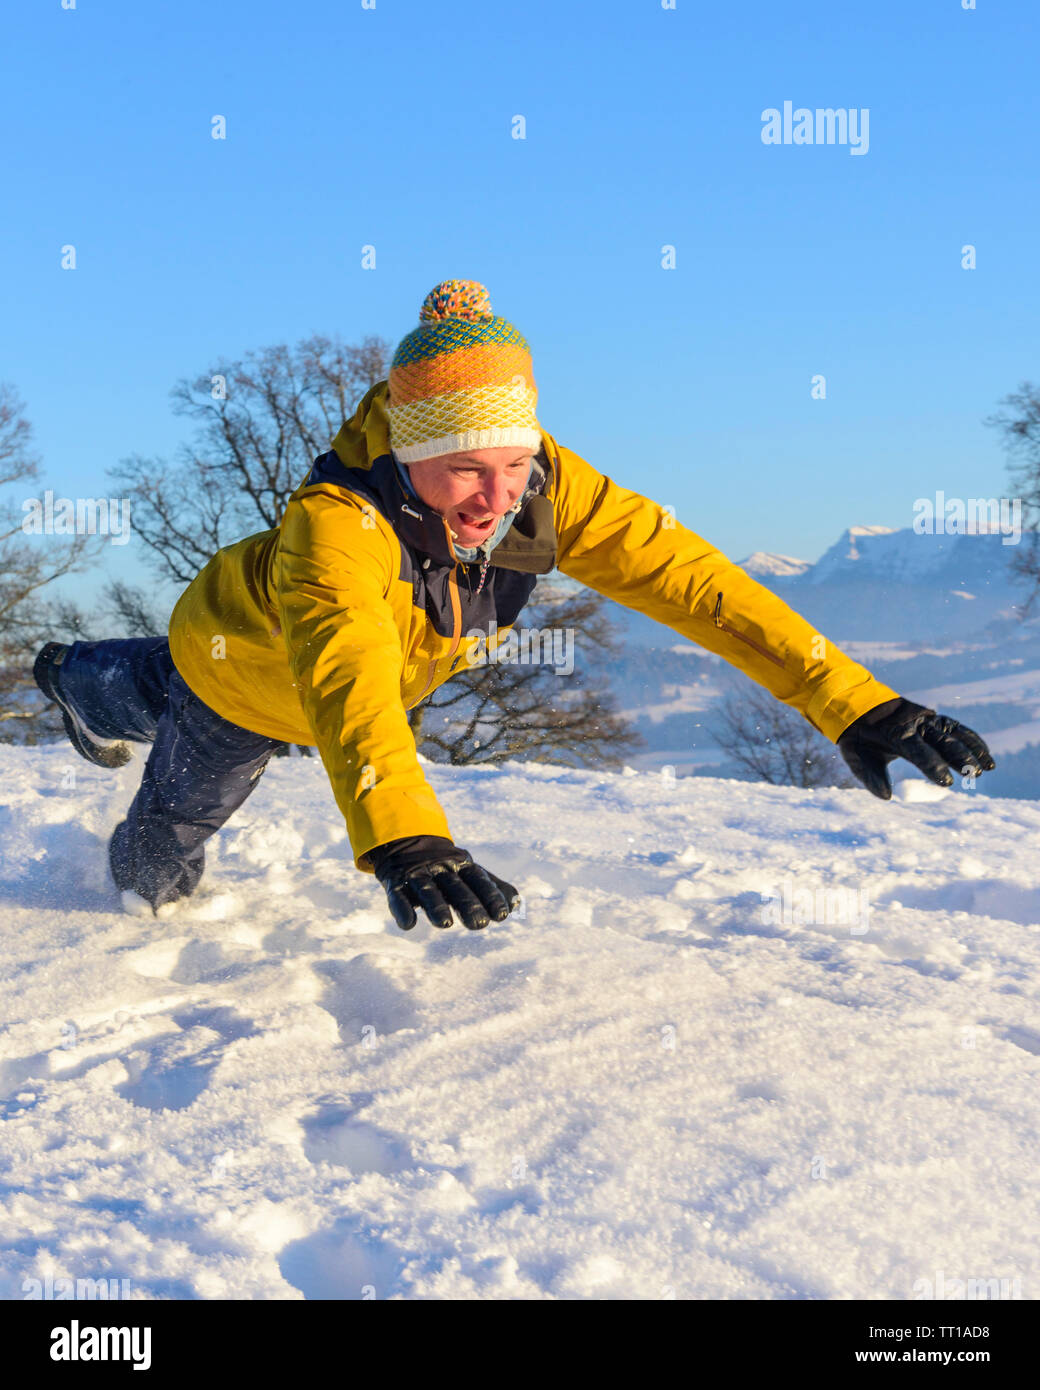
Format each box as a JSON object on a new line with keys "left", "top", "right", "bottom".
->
{"left": 33, "top": 280, "right": 995, "bottom": 924}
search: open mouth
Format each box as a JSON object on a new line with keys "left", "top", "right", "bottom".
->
{"left": 457, "top": 510, "right": 497, "bottom": 533}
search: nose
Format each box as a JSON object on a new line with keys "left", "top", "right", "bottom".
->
{"left": 473, "top": 474, "right": 518, "bottom": 515}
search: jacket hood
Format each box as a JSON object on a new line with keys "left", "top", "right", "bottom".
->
{"left": 327, "top": 380, "right": 558, "bottom": 574}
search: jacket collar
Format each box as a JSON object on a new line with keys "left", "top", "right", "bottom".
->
{"left": 329, "top": 381, "right": 558, "bottom": 574}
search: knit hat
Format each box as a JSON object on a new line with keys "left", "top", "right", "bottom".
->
{"left": 386, "top": 279, "right": 541, "bottom": 463}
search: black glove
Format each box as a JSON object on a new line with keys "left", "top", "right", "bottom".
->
{"left": 367, "top": 835, "right": 521, "bottom": 931}
{"left": 837, "top": 697, "right": 996, "bottom": 800}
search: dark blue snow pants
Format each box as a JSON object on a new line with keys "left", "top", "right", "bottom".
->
{"left": 55, "top": 638, "right": 286, "bottom": 910}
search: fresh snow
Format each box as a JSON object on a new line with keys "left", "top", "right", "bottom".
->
{"left": 1, "top": 742, "right": 1038, "bottom": 1300}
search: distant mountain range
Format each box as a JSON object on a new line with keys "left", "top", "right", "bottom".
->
{"left": 744, "top": 523, "right": 1026, "bottom": 640}
{"left": 612, "top": 524, "right": 1027, "bottom": 647}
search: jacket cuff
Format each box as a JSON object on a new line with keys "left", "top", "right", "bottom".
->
{"left": 805, "top": 671, "right": 904, "bottom": 743}
{"left": 349, "top": 787, "right": 454, "bottom": 874}
{"left": 366, "top": 834, "right": 458, "bottom": 876}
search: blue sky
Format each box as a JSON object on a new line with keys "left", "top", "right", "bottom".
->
{"left": 3, "top": 0, "right": 1037, "bottom": 612}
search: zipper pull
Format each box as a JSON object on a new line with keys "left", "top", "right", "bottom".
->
{"left": 713, "top": 592, "right": 723, "bottom": 628}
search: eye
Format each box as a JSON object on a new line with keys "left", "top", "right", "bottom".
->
{"left": 452, "top": 458, "right": 530, "bottom": 476}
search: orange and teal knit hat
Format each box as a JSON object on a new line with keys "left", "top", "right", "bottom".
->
{"left": 387, "top": 279, "right": 541, "bottom": 462}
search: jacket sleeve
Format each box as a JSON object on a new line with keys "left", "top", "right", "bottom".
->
{"left": 547, "top": 441, "right": 901, "bottom": 742}
{"left": 273, "top": 486, "right": 453, "bottom": 872}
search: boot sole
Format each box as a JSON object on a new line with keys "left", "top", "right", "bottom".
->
{"left": 33, "top": 643, "right": 133, "bottom": 769}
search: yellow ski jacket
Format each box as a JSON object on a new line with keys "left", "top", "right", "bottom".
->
{"left": 168, "top": 380, "right": 901, "bottom": 872}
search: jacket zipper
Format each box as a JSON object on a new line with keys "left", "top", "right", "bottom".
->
{"left": 712, "top": 591, "right": 786, "bottom": 670}
{"left": 409, "top": 508, "right": 494, "bottom": 708}
{"left": 412, "top": 561, "right": 464, "bottom": 706}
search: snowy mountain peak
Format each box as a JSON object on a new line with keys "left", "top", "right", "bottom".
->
{"left": 805, "top": 524, "right": 1011, "bottom": 586}
{"left": 736, "top": 551, "right": 812, "bottom": 578}
{"left": 826, "top": 524, "right": 899, "bottom": 565}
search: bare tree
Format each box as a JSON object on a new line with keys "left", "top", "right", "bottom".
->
{"left": 52, "top": 580, "right": 166, "bottom": 642}
{"left": 985, "top": 381, "right": 1040, "bottom": 614}
{"left": 707, "top": 680, "right": 855, "bottom": 788}
{"left": 108, "top": 333, "right": 392, "bottom": 586}
{"left": 0, "top": 384, "right": 104, "bottom": 740}
{"left": 411, "top": 580, "right": 643, "bottom": 769}
{"left": 103, "top": 580, "right": 164, "bottom": 636}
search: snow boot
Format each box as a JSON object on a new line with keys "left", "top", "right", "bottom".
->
{"left": 33, "top": 642, "right": 133, "bottom": 769}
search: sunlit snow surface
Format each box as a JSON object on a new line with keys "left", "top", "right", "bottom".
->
{"left": 1, "top": 744, "right": 1037, "bottom": 1300}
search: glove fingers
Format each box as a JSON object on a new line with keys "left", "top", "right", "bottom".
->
{"left": 840, "top": 700, "right": 996, "bottom": 800}
{"left": 921, "top": 728, "right": 982, "bottom": 777}
{"left": 407, "top": 871, "right": 455, "bottom": 930}
{"left": 385, "top": 882, "right": 419, "bottom": 932}
{"left": 840, "top": 743, "right": 893, "bottom": 800}
{"left": 433, "top": 868, "right": 494, "bottom": 930}
{"left": 900, "top": 733, "right": 954, "bottom": 788}
{"left": 486, "top": 870, "right": 522, "bottom": 916}
{"left": 458, "top": 863, "right": 519, "bottom": 920}
{"left": 924, "top": 717, "right": 996, "bottom": 773}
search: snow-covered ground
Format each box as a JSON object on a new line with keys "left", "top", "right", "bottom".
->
{"left": 1, "top": 743, "right": 1038, "bottom": 1301}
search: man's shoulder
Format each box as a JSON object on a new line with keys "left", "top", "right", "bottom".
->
{"left": 280, "top": 453, "right": 400, "bottom": 557}
{"left": 294, "top": 450, "right": 394, "bottom": 507}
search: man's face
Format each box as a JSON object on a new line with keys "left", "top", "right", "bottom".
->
{"left": 406, "top": 446, "right": 534, "bottom": 547}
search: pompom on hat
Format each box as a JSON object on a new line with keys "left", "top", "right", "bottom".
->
{"left": 387, "top": 279, "right": 541, "bottom": 463}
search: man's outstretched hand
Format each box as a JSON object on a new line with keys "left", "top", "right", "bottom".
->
{"left": 367, "top": 835, "right": 521, "bottom": 931}
{"left": 837, "top": 697, "right": 996, "bottom": 800}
